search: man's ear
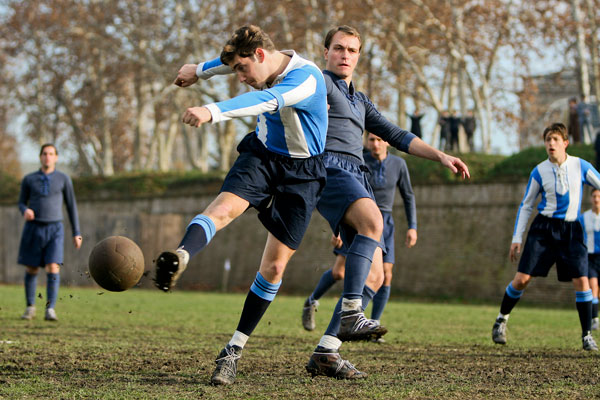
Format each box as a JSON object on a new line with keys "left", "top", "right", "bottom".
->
{"left": 255, "top": 48, "right": 265, "bottom": 62}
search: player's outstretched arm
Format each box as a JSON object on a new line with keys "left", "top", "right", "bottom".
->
{"left": 407, "top": 137, "right": 470, "bottom": 179}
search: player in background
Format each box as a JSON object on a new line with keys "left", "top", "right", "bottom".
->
{"left": 156, "top": 25, "right": 328, "bottom": 385}
{"left": 302, "top": 132, "right": 417, "bottom": 338}
{"left": 491, "top": 122, "right": 600, "bottom": 351}
{"left": 581, "top": 188, "right": 600, "bottom": 331}
{"left": 18, "top": 144, "right": 82, "bottom": 321}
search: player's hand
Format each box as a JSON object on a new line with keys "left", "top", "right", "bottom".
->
{"left": 330, "top": 234, "right": 343, "bottom": 249}
{"left": 24, "top": 208, "right": 35, "bottom": 221}
{"left": 73, "top": 235, "right": 83, "bottom": 249}
{"left": 509, "top": 243, "right": 521, "bottom": 263}
{"left": 174, "top": 64, "right": 199, "bottom": 87}
{"left": 440, "top": 154, "right": 470, "bottom": 179}
{"left": 405, "top": 229, "right": 417, "bottom": 248}
{"left": 182, "top": 106, "right": 212, "bottom": 127}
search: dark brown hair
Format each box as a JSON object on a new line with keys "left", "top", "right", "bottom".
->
{"left": 220, "top": 25, "right": 276, "bottom": 66}
{"left": 324, "top": 25, "right": 362, "bottom": 51}
{"left": 39, "top": 143, "right": 57, "bottom": 156}
{"left": 542, "top": 122, "right": 568, "bottom": 141}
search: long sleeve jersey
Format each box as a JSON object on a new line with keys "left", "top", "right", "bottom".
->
{"left": 512, "top": 155, "right": 600, "bottom": 243}
{"left": 18, "top": 169, "right": 81, "bottom": 236}
{"left": 581, "top": 209, "right": 600, "bottom": 254}
{"left": 364, "top": 152, "right": 417, "bottom": 230}
{"left": 323, "top": 70, "right": 416, "bottom": 161}
{"left": 195, "top": 51, "right": 327, "bottom": 158}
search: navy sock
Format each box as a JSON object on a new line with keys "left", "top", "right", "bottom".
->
{"left": 343, "top": 235, "right": 379, "bottom": 300}
{"left": 324, "top": 296, "right": 343, "bottom": 337}
{"left": 371, "top": 285, "right": 391, "bottom": 321}
{"left": 236, "top": 272, "right": 281, "bottom": 336}
{"left": 178, "top": 215, "right": 216, "bottom": 258}
{"left": 576, "top": 290, "right": 593, "bottom": 336}
{"left": 311, "top": 269, "right": 336, "bottom": 301}
{"left": 24, "top": 272, "right": 37, "bottom": 307}
{"left": 46, "top": 273, "right": 60, "bottom": 309}
{"left": 361, "top": 285, "right": 376, "bottom": 310}
{"left": 593, "top": 297, "right": 598, "bottom": 319}
{"left": 499, "top": 282, "right": 523, "bottom": 316}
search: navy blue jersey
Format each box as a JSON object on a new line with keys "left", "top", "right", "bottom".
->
{"left": 323, "top": 70, "right": 415, "bottom": 161}
{"left": 364, "top": 152, "right": 417, "bottom": 229}
{"left": 18, "top": 169, "right": 80, "bottom": 236}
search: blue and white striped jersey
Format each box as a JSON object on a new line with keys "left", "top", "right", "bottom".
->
{"left": 512, "top": 155, "right": 600, "bottom": 243}
{"left": 581, "top": 209, "right": 600, "bottom": 254}
{"left": 195, "top": 51, "right": 327, "bottom": 158}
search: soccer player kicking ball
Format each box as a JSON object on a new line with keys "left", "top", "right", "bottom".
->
{"left": 581, "top": 189, "right": 600, "bottom": 331}
{"left": 155, "top": 25, "right": 328, "bottom": 385}
{"left": 492, "top": 122, "right": 600, "bottom": 351}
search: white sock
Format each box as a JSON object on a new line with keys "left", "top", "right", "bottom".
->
{"left": 228, "top": 330, "right": 249, "bottom": 349}
{"left": 497, "top": 313, "right": 509, "bottom": 321}
{"left": 341, "top": 298, "right": 362, "bottom": 312}
{"left": 317, "top": 335, "right": 342, "bottom": 351}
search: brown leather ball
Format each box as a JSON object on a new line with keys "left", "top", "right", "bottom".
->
{"left": 88, "top": 236, "right": 145, "bottom": 292}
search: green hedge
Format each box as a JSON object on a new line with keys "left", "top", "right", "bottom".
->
{"left": 2, "top": 144, "right": 596, "bottom": 202}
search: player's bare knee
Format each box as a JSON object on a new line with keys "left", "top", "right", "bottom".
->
{"left": 332, "top": 269, "right": 345, "bottom": 280}
{"left": 261, "top": 262, "right": 286, "bottom": 282}
{"left": 25, "top": 266, "right": 39, "bottom": 275}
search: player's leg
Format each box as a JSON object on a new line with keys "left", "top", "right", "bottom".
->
{"left": 572, "top": 276, "right": 597, "bottom": 350}
{"left": 371, "top": 262, "right": 394, "bottom": 322}
{"left": 42, "top": 222, "right": 64, "bottom": 321}
{"left": 211, "top": 233, "right": 294, "bottom": 385}
{"left": 155, "top": 192, "right": 250, "bottom": 291}
{"left": 303, "top": 254, "right": 346, "bottom": 331}
{"left": 591, "top": 277, "right": 599, "bottom": 330}
{"left": 22, "top": 265, "right": 39, "bottom": 320}
{"left": 492, "top": 272, "right": 531, "bottom": 344}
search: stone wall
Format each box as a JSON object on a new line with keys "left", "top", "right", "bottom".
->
{"left": 1, "top": 182, "right": 591, "bottom": 305}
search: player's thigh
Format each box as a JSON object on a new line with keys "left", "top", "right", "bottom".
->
{"left": 202, "top": 192, "right": 250, "bottom": 230}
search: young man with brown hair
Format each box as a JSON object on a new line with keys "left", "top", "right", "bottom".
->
{"left": 492, "top": 122, "right": 600, "bottom": 351}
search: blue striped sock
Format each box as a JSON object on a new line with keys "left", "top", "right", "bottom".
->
{"left": 250, "top": 272, "right": 281, "bottom": 301}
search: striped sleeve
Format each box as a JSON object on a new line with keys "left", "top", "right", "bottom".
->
{"left": 195, "top": 57, "right": 233, "bottom": 80}
{"left": 581, "top": 159, "right": 600, "bottom": 189}
{"left": 512, "top": 168, "right": 542, "bottom": 243}
{"left": 205, "top": 68, "right": 318, "bottom": 123}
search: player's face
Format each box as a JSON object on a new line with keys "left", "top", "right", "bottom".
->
{"left": 231, "top": 51, "right": 269, "bottom": 89}
{"left": 39, "top": 146, "right": 58, "bottom": 170}
{"left": 367, "top": 133, "right": 388, "bottom": 157}
{"left": 592, "top": 190, "right": 600, "bottom": 209}
{"left": 544, "top": 132, "right": 568, "bottom": 162}
{"left": 324, "top": 32, "right": 360, "bottom": 80}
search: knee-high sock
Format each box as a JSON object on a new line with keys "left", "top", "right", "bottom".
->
{"left": 310, "top": 269, "right": 336, "bottom": 301}
{"left": 361, "top": 285, "right": 376, "bottom": 310}
{"left": 24, "top": 272, "right": 37, "bottom": 307}
{"left": 576, "top": 290, "right": 593, "bottom": 335}
{"left": 593, "top": 297, "right": 599, "bottom": 319}
{"left": 371, "top": 285, "right": 391, "bottom": 321}
{"left": 46, "top": 273, "right": 60, "bottom": 309}
{"left": 235, "top": 272, "right": 281, "bottom": 338}
{"left": 178, "top": 215, "right": 216, "bottom": 258}
{"left": 343, "top": 235, "right": 379, "bottom": 301}
{"left": 324, "top": 286, "right": 377, "bottom": 337}
{"left": 499, "top": 282, "right": 523, "bottom": 316}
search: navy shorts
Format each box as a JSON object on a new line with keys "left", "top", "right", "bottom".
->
{"left": 334, "top": 211, "right": 396, "bottom": 263}
{"left": 518, "top": 214, "right": 588, "bottom": 282}
{"left": 588, "top": 254, "right": 600, "bottom": 279}
{"left": 220, "top": 133, "right": 326, "bottom": 250}
{"left": 317, "top": 152, "right": 378, "bottom": 248}
{"left": 18, "top": 221, "right": 64, "bottom": 267}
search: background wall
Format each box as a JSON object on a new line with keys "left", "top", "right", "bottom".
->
{"left": 1, "top": 182, "right": 591, "bottom": 305}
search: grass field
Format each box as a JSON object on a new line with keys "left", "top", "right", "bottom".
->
{"left": 1, "top": 285, "right": 599, "bottom": 399}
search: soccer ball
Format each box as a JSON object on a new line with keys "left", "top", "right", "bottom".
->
{"left": 88, "top": 236, "right": 145, "bottom": 292}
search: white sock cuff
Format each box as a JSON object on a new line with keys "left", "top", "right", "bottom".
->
{"left": 318, "top": 335, "right": 342, "bottom": 351}
{"left": 341, "top": 298, "right": 362, "bottom": 312}
{"left": 497, "top": 312, "right": 509, "bottom": 321}
{"left": 228, "top": 330, "right": 249, "bottom": 349}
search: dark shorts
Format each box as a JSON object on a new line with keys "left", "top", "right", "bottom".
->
{"left": 18, "top": 221, "right": 64, "bottom": 267}
{"left": 317, "top": 152, "right": 377, "bottom": 248}
{"left": 589, "top": 254, "right": 600, "bottom": 279}
{"left": 334, "top": 211, "right": 395, "bottom": 263}
{"left": 518, "top": 214, "right": 588, "bottom": 282}
{"left": 220, "top": 133, "right": 326, "bottom": 250}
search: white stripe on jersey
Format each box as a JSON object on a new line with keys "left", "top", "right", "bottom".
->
{"left": 582, "top": 209, "right": 600, "bottom": 253}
